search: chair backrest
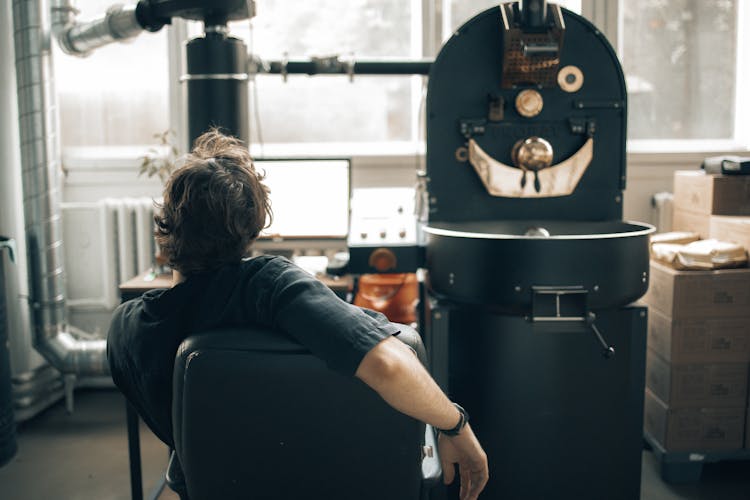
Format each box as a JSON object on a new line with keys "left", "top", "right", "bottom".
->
{"left": 172, "top": 324, "right": 429, "bottom": 500}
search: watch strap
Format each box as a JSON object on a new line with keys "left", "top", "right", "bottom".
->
{"left": 437, "top": 403, "right": 469, "bottom": 436}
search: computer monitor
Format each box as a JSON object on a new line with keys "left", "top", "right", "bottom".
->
{"left": 255, "top": 159, "right": 350, "bottom": 239}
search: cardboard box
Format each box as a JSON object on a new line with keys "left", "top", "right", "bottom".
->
{"left": 646, "top": 350, "right": 748, "bottom": 408}
{"left": 648, "top": 307, "right": 750, "bottom": 363}
{"left": 642, "top": 261, "right": 750, "bottom": 319}
{"left": 673, "top": 170, "right": 750, "bottom": 215}
{"left": 710, "top": 216, "right": 750, "bottom": 252}
{"left": 644, "top": 389, "right": 745, "bottom": 452}
{"left": 672, "top": 209, "right": 710, "bottom": 238}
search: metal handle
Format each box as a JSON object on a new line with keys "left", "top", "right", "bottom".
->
{"left": 587, "top": 313, "right": 615, "bottom": 359}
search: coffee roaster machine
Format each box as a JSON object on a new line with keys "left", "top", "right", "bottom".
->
{"left": 419, "top": 4, "right": 655, "bottom": 499}
{"left": 47, "top": 0, "right": 653, "bottom": 497}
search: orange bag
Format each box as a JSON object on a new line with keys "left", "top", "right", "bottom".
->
{"left": 354, "top": 273, "right": 418, "bottom": 325}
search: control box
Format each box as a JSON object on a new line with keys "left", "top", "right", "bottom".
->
{"left": 347, "top": 188, "right": 423, "bottom": 274}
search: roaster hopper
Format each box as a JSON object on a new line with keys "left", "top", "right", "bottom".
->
{"left": 423, "top": 3, "right": 653, "bottom": 499}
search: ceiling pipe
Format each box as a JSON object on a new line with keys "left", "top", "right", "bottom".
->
{"left": 51, "top": 0, "right": 146, "bottom": 57}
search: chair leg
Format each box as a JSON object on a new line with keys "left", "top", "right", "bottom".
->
{"left": 166, "top": 450, "right": 190, "bottom": 500}
{"left": 126, "top": 401, "right": 144, "bottom": 500}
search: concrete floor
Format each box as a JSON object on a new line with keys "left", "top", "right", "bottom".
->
{"left": 0, "top": 390, "right": 177, "bottom": 500}
{"left": 0, "top": 389, "right": 749, "bottom": 500}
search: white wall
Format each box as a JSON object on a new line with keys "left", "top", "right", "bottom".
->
{"left": 623, "top": 151, "right": 748, "bottom": 226}
{"left": 624, "top": 153, "right": 696, "bottom": 225}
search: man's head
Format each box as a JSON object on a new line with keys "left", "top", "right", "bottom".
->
{"left": 155, "top": 129, "right": 271, "bottom": 276}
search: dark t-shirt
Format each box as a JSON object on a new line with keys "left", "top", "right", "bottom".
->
{"left": 107, "top": 255, "right": 399, "bottom": 447}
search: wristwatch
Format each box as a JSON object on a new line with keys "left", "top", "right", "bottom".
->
{"left": 437, "top": 403, "right": 469, "bottom": 436}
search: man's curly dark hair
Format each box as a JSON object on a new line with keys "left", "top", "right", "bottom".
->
{"left": 154, "top": 129, "right": 272, "bottom": 276}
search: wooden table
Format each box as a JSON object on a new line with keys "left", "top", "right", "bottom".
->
{"left": 118, "top": 268, "right": 354, "bottom": 500}
{"left": 119, "top": 272, "right": 172, "bottom": 302}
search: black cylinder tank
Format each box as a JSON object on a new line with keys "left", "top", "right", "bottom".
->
{"left": 185, "top": 32, "right": 249, "bottom": 145}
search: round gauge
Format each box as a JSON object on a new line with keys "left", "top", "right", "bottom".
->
{"left": 558, "top": 65, "right": 584, "bottom": 93}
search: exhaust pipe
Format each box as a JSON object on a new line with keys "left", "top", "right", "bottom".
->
{"left": 520, "top": 0, "right": 548, "bottom": 28}
{"left": 51, "top": 0, "right": 145, "bottom": 56}
{"left": 11, "top": 0, "right": 144, "bottom": 376}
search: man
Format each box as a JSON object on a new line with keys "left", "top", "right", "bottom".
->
{"left": 107, "top": 129, "right": 488, "bottom": 500}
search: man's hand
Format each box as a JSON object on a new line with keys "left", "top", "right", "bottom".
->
{"left": 355, "top": 337, "right": 488, "bottom": 498}
{"left": 438, "top": 424, "right": 489, "bottom": 500}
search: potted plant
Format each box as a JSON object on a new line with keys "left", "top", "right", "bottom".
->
{"left": 138, "top": 130, "right": 180, "bottom": 277}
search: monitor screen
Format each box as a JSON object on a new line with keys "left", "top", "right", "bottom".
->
{"left": 255, "top": 159, "right": 350, "bottom": 239}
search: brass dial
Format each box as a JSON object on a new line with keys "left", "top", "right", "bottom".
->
{"left": 515, "top": 89, "right": 544, "bottom": 118}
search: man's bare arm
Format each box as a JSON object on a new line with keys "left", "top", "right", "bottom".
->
{"left": 355, "top": 336, "right": 489, "bottom": 500}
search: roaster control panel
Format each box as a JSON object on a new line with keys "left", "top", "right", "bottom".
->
{"left": 347, "top": 188, "right": 423, "bottom": 274}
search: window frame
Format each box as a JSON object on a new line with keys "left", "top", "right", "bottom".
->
{"left": 593, "top": 0, "right": 750, "bottom": 153}
{"left": 60, "top": 0, "right": 750, "bottom": 165}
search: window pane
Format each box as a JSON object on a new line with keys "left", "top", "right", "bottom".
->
{"left": 621, "top": 0, "right": 738, "bottom": 140}
{"left": 253, "top": 77, "right": 412, "bottom": 143}
{"left": 189, "top": 0, "right": 415, "bottom": 144}
{"left": 240, "top": 0, "right": 413, "bottom": 58}
{"left": 446, "top": 0, "right": 581, "bottom": 37}
{"left": 55, "top": 0, "right": 169, "bottom": 147}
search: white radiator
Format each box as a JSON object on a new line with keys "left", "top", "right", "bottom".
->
{"left": 651, "top": 191, "right": 673, "bottom": 233}
{"left": 62, "top": 197, "right": 156, "bottom": 310}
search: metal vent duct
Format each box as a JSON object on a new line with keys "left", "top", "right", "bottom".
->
{"left": 51, "top": 0, "right": 144, "bottom": 57}
{"left": 10, "top": 0, "right": 147, "bottom": 376}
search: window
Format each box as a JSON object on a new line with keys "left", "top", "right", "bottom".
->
{"left": 54, "top": 0, "right": 169, "bottom": 147}
{"left": 620, "top": 0, "right": 740, "bottom": 141}
{"left": 185, "top": 0, "right": 418, "bottom": 146}
{"left": 444, "top": 0, "right": 581, "bottom": 37}
{"left": 53, "top": 1, "right": 746, "bottom": 154}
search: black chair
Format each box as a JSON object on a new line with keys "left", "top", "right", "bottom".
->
{"left": 170, "top": 324, "right": 441, "bottom": 500}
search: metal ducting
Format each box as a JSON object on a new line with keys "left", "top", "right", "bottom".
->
{"left": 11, "top": 0, "right": 118, "bottom": 376}
{"left": 51, "top": 0, "right": 144, "bottom": 57}
{"left": 10, "top": 0, "right": 244, "bottom": 378}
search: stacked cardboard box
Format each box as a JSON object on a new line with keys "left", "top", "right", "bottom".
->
{"left": 672, "top": 171, "right": 750, "bottom": 237}
{"left": 642, "top": 261, "right": 750, "bottom": 451}
{"left": 649, "top": 170, "right": 750, "bottom": 451}
{"left": 710, "top": 216, "right": 750, "bottom": 252}
{"left": 708, "top": 205, "right": 750, "bottom": 447}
